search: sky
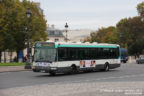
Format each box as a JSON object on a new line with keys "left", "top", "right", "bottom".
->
{"left": 30, "top": 0, "right": 143, "bottom": 30}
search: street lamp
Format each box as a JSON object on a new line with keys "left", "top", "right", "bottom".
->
{"left": 0, "top": 0, "right": 3, "bottom": 63}
{"left": 65, "top": 23, "right": 68, "bottom": 42}
{"left": 139, "top": 5, "right": 144, "bottom": 21}
{"left": 25, "top": 8, "right": 32, "bottom": 69}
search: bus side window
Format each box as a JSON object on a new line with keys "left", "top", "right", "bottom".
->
{"left": 103, "top": 48, "right": 109, "bottom": 59}
{"left": 110, "top": 48, "right": 115, "bottom": 59}
{"left": 58, "top": 48, "right": 68, "bottom": 61}
{"left": 68, "top": 48, "right": 78, "bottom": 60}
{"left": 97, "top": 48, "right": 103, "bottom": 59}
{"left": 116, "top": 47, "right": 120, "bottom": 58}
{"left": 89, "top": 48, "right": 95, "bottom": 59}
{"left": 85, "top": 48, "right": 89, "bottom": 60}
{"left": 95, "top": 48, "right": 98, "bottom": 59}
{"left": 78, "top": 48, "right": 85, "bottom": 60}
{"left": 113, "top": 48, "right": 117, "bottom": 59}
{"left": 109, "top": 48, "right": 113, "bottom": 59}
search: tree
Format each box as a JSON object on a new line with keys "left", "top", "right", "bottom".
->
{"left": 0, "top": 0, "right": 17, "bottom": 62}
{"left": 83, "top": 36, "right": 91, "bottom": 42}
{"left": 137, "top": 2, "right": 144, "bottom": 17}
{"left": 100, "top": 26, "right": 118, "bottom": 43}
{"left": 128, "top": 36, "right": 144, "bottom": 55}
{"left": 0, "top": 0, "right": 47, "bottom": 62}
{"left": 85, "top": 26, "right": 118, "bottom": 44}
{"left": 117, "top": 16, "right": 144, "bottom": 55}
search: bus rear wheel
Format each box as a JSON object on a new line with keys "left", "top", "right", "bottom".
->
{"left": 103, "top": 63, "right": 109, "bottom": 71}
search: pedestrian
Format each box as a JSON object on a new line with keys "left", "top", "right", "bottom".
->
{"left": 14, "top": 56, "right": 17, "bottom": 62}
{"left": 23, "top": 56, "right": 27, "bottom": 62}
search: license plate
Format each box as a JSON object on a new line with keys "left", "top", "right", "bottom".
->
{"left": 35, "top": 62, "right": 50, "bottom": 67}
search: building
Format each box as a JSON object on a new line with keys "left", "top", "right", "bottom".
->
{"left": 33, "top": 2, "right": 44, "bottom": 15}
{"left": 64, "top": 29, "right": 92, "bottom": 42}
{"left": 46, "top": 25, "right": 65, "bottom": 42}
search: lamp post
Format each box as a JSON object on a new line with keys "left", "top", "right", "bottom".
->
{"left": 139, "top": 5, "right": 144, "bottom": 21}
{"left": 65, "top": 23, "right": 68, "bottom": 42}
{"left": 0, "top": 0, "right": 3, "bottom": 63}
{"left": 25, "top": 8, "right": 32, "bottom": 69}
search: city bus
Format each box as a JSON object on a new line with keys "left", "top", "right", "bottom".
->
{"left": 32, "top": 41, "right": 121, "bottom": 75}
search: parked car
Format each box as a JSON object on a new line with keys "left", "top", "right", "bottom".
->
{"left": 136, "top": 55, "right": 144, "bottom": 64}
{"left": 120, "top": 48, "right": 128, "bottom": 63}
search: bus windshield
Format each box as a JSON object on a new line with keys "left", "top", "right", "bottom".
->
{"left": 34, "top": 48, "right": 56, "bottom": 62}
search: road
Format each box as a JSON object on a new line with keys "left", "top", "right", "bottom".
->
{"left": 0, "top": 63, "right": 144, "bottom": 96}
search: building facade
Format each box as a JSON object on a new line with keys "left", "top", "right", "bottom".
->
{"left": 46, "top": 25, "right": 65, "bottom": 42}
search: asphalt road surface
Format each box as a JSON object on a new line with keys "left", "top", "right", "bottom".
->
{"left": 0, "top": 63, "right": 144, "bottom": 96}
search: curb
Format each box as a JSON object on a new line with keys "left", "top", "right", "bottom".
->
{"left": 0, "top": 66, "right": 32, "bottom": 73}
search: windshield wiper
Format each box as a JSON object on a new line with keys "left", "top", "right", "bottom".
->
{"left": 44, "top": 60, "right": 52, "bottom": 63}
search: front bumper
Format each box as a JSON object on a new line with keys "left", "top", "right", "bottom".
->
{"left": 32, "top": 66, "right": 57, "bottom": 73}
{"left": 32, "top": 66, "right": 72, "bottom": 73}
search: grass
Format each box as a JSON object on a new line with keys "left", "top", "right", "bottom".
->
{"left": 0, "top": 63, "right": 27, "bottom": 66}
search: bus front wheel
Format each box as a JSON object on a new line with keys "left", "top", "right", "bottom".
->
{"left": 71, "top": 65, "right": 78, "bottom": 74}
{"left": 49, "top": 72, "right": 56, "bottom": 76}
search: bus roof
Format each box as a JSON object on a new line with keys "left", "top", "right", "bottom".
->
{"left": 34, "top": 41, "right": 119, "bottom": 48}
{"left": 54, "top": 41, "right": 119, "bottom": 48}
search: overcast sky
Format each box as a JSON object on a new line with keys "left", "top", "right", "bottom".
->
{"left": 30, "top": 0, "right": 142, "bottom": 30}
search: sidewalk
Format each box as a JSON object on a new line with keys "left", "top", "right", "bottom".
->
{"left": 0, "top": 66, "right": 32, "bottom": 73}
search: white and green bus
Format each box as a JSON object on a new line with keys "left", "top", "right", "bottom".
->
{"left": 32, "top": 41, "right": 121, "bottom": 75}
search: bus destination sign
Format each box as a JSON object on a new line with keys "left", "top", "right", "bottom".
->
{"left": 35, "top": 43, "right": 54, "bottom": 48}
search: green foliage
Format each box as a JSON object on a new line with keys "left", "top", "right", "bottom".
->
{"left": 128, "top": 37, "right": 144, "bottom": 55}
{"left": 137, "top": 2, "right": 144, "bottom": 16}
{"left": 117, "top": 16, "right": 144, "bottom": 54}
{"left": 0, "top": 63, "right": 26, "bottom": 66}
{"left": 0, "top": 0, "right": 47, "bottom": 54}
{"left": 86, "top": 26, "right": 118, "bottom": 44}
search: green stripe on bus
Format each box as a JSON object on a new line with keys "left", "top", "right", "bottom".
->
{"left": 55, "top": 44, "right": 117, "bottom": 48}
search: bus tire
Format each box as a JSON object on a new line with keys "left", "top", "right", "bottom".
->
{"left": 33, "top": 69, "right": 40, "bottom": 72}
{"left": 49, "top": 72, "right": 56, "bottom": 76}
{"left": 123, "top": 60, "right": 126, "bottom": 63}
{"left": 71, "top": 65, "right": 78, "bottom": 74}
{"left": 104, "top": 63, "right": 109, "bottom": 71}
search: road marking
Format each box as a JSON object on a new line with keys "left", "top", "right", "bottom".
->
{"left": 51, "top": 74, "right": 144, "bottom": 85}
{"left": 0, "top": 72, "right": 11, "bottom": 75}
